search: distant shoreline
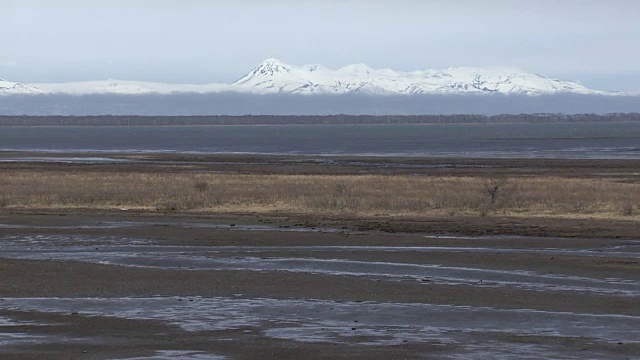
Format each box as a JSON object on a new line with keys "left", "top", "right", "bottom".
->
{"left": 1, "top": 113, "right": 640, "bottom": 126}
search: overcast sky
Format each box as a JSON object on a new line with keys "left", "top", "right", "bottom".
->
{"left": 3, "top": 0, "right": 640, "bottom": 91}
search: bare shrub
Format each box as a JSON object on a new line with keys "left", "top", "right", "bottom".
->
{"left": 193, "top": 181, "right": 209, "bottom": 193}
{"left": 622, "top": 201, "right": 634, "bottom": 216}
{"left": 482, "top": 176, "right": 509, "bottom": 205}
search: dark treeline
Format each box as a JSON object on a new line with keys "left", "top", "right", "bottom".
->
{"left": 2, "top": 113, "right": 640, "bottom": 126}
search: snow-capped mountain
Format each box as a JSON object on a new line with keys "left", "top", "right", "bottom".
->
{"left": 1, "top": 59, "right": 617, "bottom": 96}
{"left": 233, "top": 59, "right": 607, "bottom": 95}
{"left": 0, "top": 78, "right": 42, "bottom": 95}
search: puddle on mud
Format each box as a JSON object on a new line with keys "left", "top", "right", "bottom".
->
{"left": 1, "top": 234, "right": 639, "bottom": 296}
{"left": 116, "top": 350, "right": 226, "bottom": 360}
{"left": 2, "top": 231, "right": 639, "bottom": 257}
{"left": 0, "top": 157, "right": 133, "bottom": 164}
{"left": 54, "top": 255, "right": 640, "bottom": 295}
{"left": 0, "top": 315, "right": 51, "bottom": 346}
{"left": 1, "top": 229, "right": 639, "bottom": 359}
{"left": 0, "top": 316, "right": 34, "bottom": 327}
{"left": 0, "top": 221, "right": 344, "bottom": 234}
{"left": 0, "top": 296, "right": 638, "bottom": 359}
{"left": 0, "top": 332, "right": 47, "bottom": 346}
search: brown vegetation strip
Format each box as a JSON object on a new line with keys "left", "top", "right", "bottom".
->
{"left": 1, "top": 171, "right": 639, "bottom": 220}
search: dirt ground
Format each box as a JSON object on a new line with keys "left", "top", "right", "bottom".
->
{"left": 0, "top": 153, "right": 639, "bottom": 359}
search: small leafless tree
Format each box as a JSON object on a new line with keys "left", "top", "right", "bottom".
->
{"left": 483, "top": 176, "right": 508, "bottom": 205}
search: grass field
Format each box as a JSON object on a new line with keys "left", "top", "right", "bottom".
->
{"left": 2, "top": 171, "right": 639, "bottom": 220}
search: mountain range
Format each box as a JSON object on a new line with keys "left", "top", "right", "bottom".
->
{"left": 0, "top": 59, "right": 620, "bottom": 96}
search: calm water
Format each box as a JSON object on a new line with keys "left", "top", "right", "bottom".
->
{"left": 2, "top": 122, "right": 640, "bottom": 159}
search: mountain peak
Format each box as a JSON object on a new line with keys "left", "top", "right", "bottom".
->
{"left": 233, "top": 58, "right": 295, "bottom": 85}
{"left": 260, "top": 58, "right": 287, "bottom": 67}
{"left": 254, "top": 58, "right": 292, "bottom": 73}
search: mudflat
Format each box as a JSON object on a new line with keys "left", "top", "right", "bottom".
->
{"left": 0, "top": 153, "right": 639, "bottom": 359}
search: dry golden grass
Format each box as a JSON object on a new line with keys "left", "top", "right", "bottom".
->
{"left": 1, "top": 171, "right": 639, "bottom": 220}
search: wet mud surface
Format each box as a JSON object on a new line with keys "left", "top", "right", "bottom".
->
{"left": 3, "top": 151, "right": 640, "bottom": 178}
{"left": 0, "top": 215, "right": 639, "bottom": 359}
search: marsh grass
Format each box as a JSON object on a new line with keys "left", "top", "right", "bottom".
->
{"left": 1, "top": 171, "right": 639, "bottom": 220}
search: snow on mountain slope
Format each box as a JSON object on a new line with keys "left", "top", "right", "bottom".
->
{"left": 233, "top": 59, "right": 398, "bottom": 94}
{"left": 2, "top": 59, "right": 616, "bottom": 96}
{"left": 232, "top": 59, "right": 607, "bottom": 95}
{"left": 0, "top": 78, "right": 42, "bottom": 95}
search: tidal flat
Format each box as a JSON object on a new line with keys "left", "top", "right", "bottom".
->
{"left": 0, "top": 153, "right": 638, "bottom": 359}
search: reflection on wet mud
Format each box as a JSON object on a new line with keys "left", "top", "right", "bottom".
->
{"left": 1, "top": 296, "right": 638, "bottom": 359}
{"left": 1, "top": 225, "right": 638, "bottom": 359}
{"left": 1, "top": 234, "right": 639, "bottom": 296}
